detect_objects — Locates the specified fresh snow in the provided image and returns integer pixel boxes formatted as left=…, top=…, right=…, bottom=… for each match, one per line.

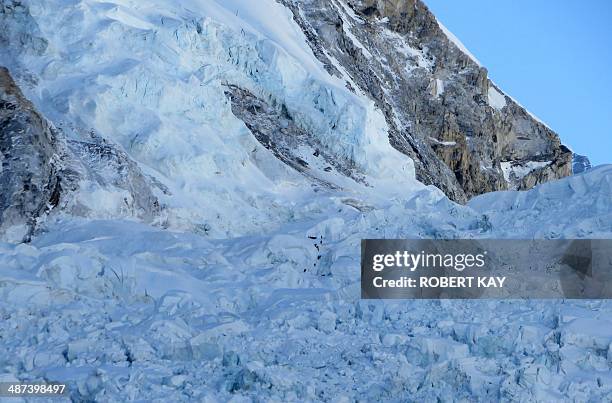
left=435, top=78, right=445, bottom=98
left=500, top=160, right=552, bottom=183
left=381, top=28, right=434, bottom=72
left=488, top=85, right=507, bottom=110
left=429, top=136, right=456, bottom=146
left=333, top=1, right=373, bottom=59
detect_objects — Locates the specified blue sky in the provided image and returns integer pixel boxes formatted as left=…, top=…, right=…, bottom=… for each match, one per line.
left=424, top=0, right=611, bottom=165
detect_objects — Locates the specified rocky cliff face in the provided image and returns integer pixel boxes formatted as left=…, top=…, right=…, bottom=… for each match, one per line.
left=0, top=66, right=67, bottom=241
left=0, top=66, right=161, bottom=241
left=279, top=0, right=572, bottom=201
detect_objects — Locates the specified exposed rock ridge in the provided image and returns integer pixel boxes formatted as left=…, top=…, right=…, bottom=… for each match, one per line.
left=278, top=0, right=572, bottom=201
left=0, top=66, right=162, bottom=240
left=0, top=66, right=68, bottom=241
left=225, top=84, right=366, bottom=190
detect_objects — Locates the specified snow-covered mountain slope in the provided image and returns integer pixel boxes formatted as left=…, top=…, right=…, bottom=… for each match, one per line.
left=0, top=0, right=611, bottom=401
left=1, top=0, right=425, bottom=238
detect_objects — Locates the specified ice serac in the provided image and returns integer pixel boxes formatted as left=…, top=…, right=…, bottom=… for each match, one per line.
left=278, top=0, right=572, bottom=201
left=65, top=132, right=163, bottom=222
left=0, top=66, right=65, bottom=242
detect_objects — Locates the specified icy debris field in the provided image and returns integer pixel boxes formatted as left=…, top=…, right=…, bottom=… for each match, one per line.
left=2, top=166, right=612, bottom=401
left=1, top=0, right=612, bottom=400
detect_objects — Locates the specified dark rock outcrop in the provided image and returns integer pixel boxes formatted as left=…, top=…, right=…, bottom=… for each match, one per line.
left=0, top=66, right=163, bottom=240
left=224, top=84, right=365, bottom=190
left=0, top=66, right=66, bottom=240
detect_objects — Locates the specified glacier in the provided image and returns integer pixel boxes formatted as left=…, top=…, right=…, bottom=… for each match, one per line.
left=0, top=0, right=611, bottom=401
left=1, top=166, right=611, bottom=401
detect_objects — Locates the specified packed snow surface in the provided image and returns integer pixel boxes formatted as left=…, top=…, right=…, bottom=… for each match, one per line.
left=488, top=86, right=507, bottom=110
left=1, top=0, right=612, bottom=401
left=435, top=78, right=445, bottom=98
